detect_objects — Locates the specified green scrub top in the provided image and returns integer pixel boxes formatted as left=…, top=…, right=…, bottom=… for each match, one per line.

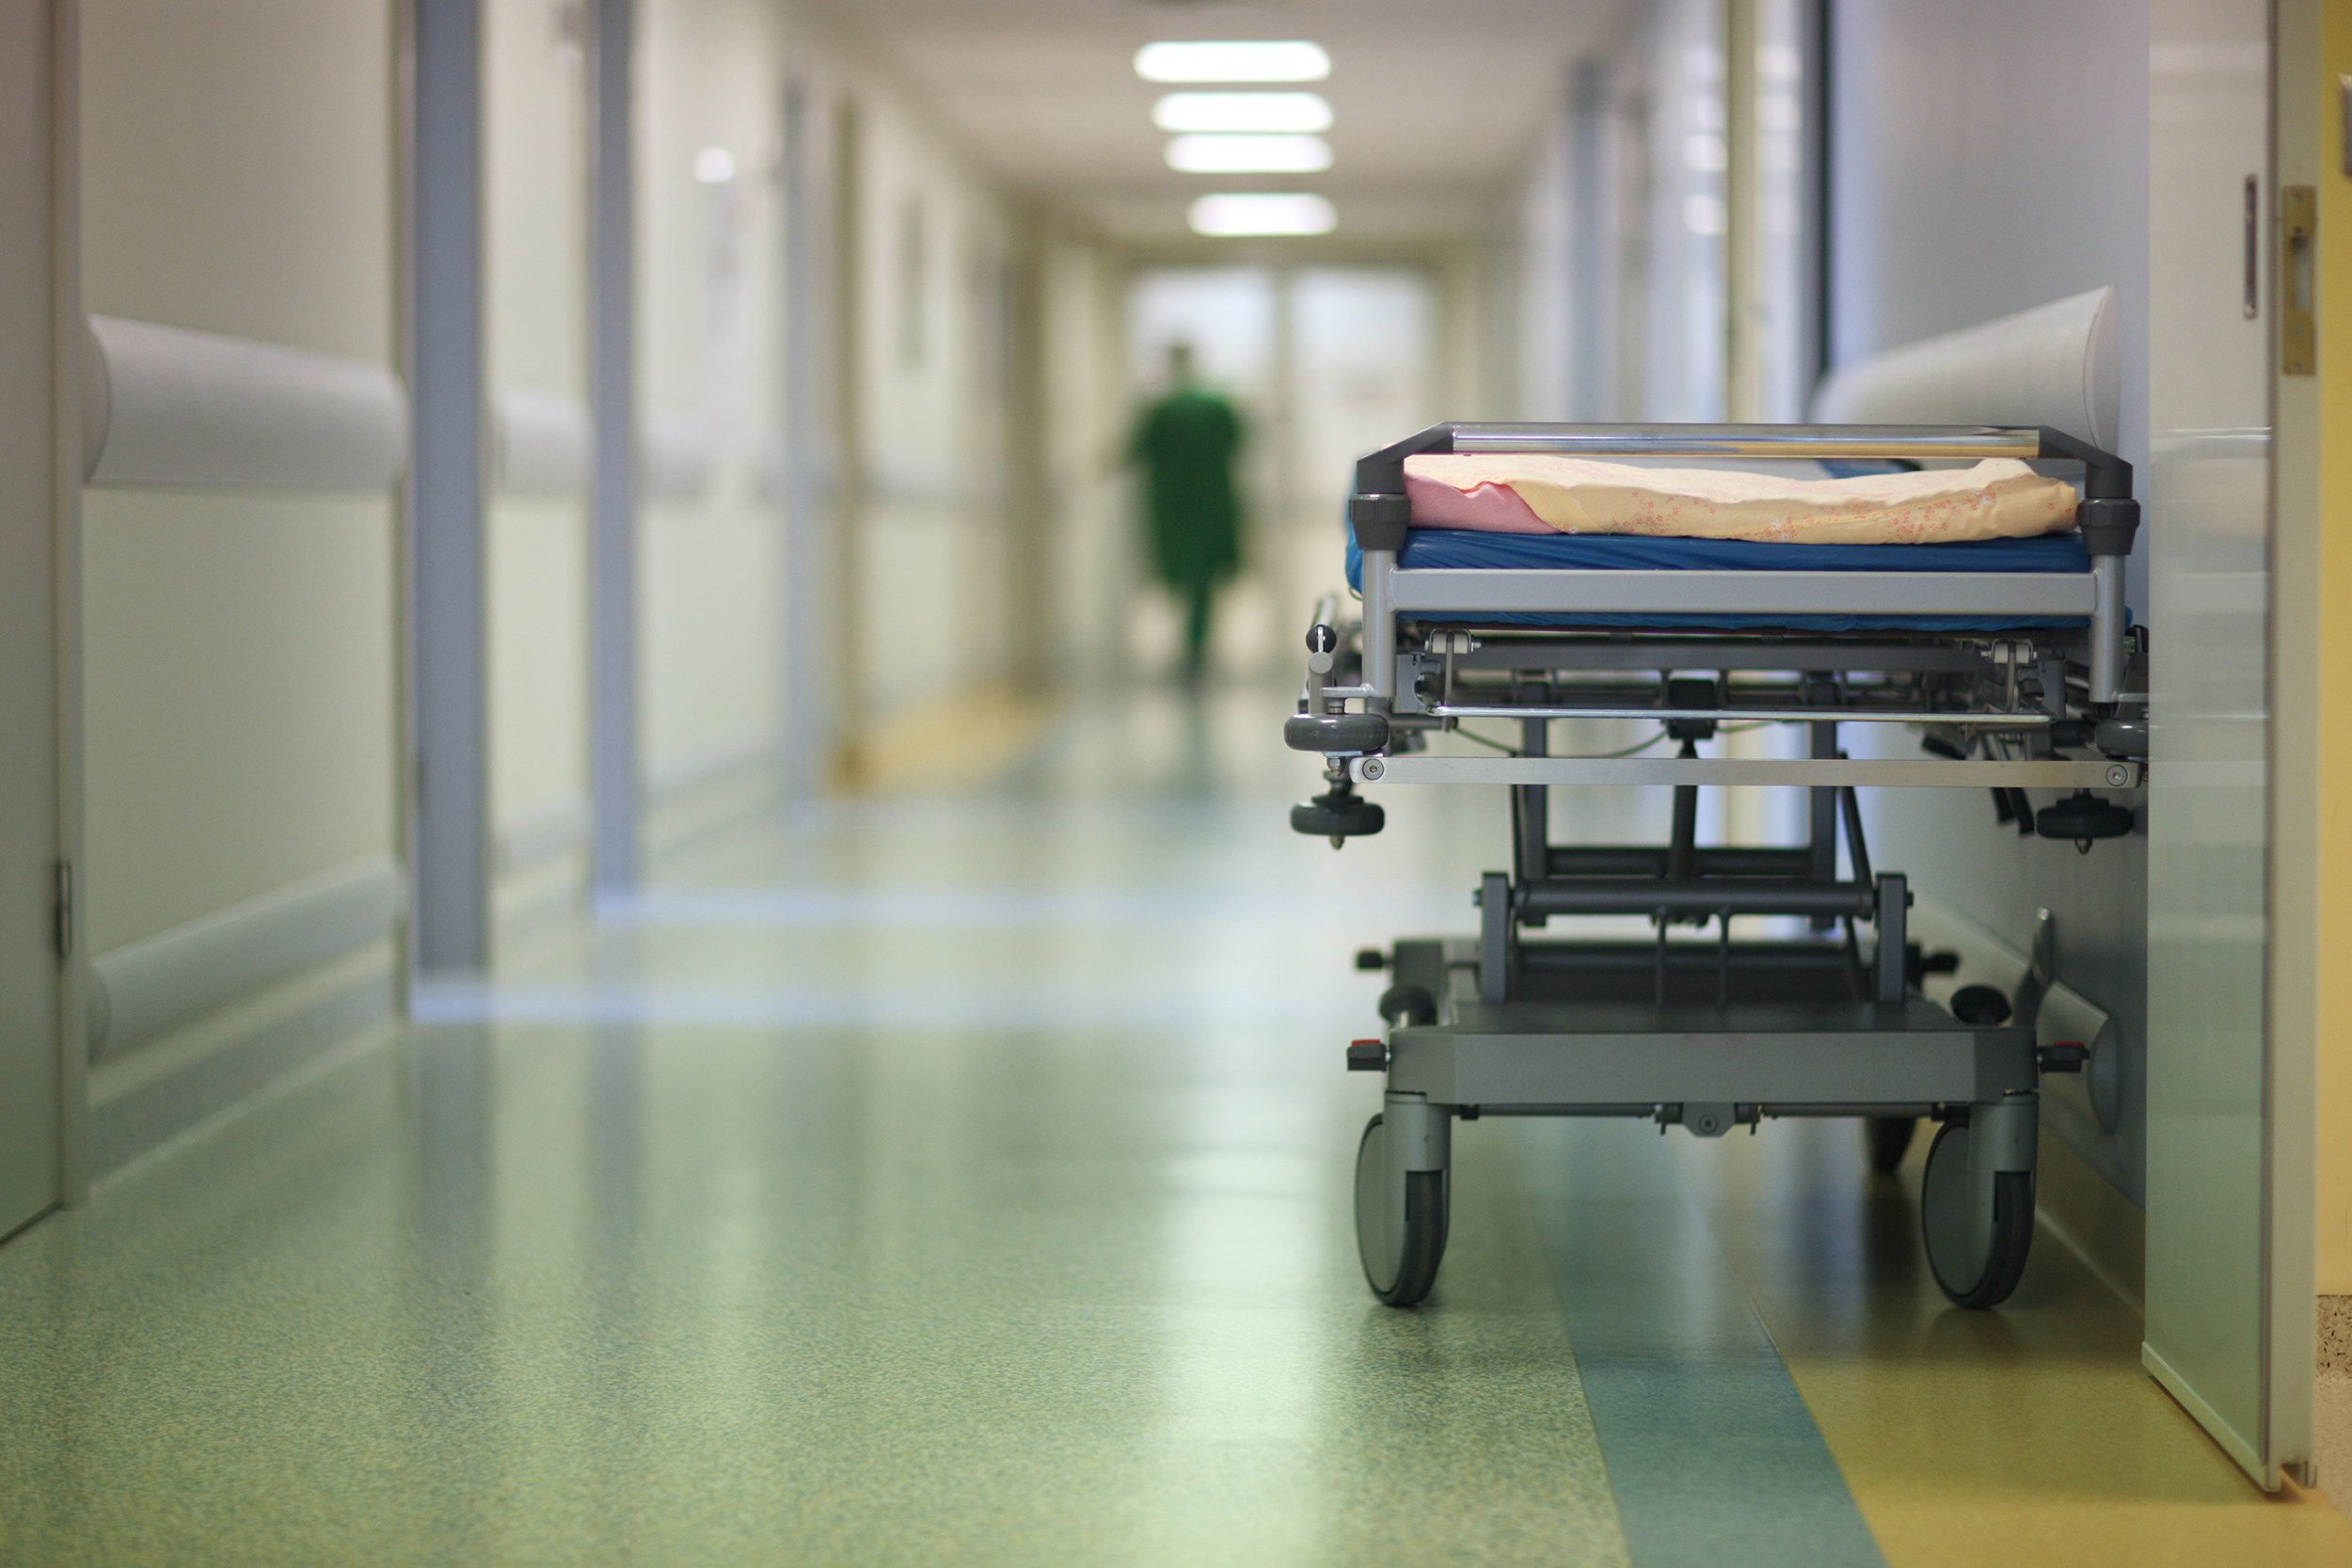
left=1130, top=388, right=1244, bottom=594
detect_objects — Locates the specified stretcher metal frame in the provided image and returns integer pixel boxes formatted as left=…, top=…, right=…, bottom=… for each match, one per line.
left=1290, top=422, right=2145, bottom=1312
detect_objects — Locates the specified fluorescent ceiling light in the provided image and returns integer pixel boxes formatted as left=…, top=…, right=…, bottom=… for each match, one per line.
left=693, top=146, right=736, bottom=183
left=1166, top=134, right=1332, bottom=174
left=1153, top=92, right=1331, bottom=134
left=1135, top=40, right=1330, bottom=83
left=1188, top=193, right=1337, bottom=237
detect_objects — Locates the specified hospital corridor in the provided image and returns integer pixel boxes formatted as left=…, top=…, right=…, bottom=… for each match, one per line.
left=5, top=1, right=2352, bottom=1564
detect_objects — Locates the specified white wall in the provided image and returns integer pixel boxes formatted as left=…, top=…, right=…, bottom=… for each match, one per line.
left=1287, top=266, right=1438, bottom=622
left=1506, top=103, right=1575, bottom=420
left=1828, top=0, right=2153, bottom=1206
left=1041, top=238, right=1129, bottom=686
left=639, top=0, right=788, bottom=823
left=1828, top=0, right=2151, bottom=476
left=1633, top=0, right=1728, bottom=421
left=80, top=0, right=399, bottom=952
left=76, top=0, right=402, bottom=1171
left=485, top=0, right=592, bottom=912
left=1497, top=0, right=1731, bottom=424
left=847, top=92, right=1012, bottom=720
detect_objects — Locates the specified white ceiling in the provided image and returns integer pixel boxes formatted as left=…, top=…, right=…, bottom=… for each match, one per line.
left=821, top=0, right=1634, bottom=242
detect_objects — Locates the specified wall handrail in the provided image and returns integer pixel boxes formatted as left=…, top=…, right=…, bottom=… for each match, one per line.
left=85, top=314, right=408, bottom=491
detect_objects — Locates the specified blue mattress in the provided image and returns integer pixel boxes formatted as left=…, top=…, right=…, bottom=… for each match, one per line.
left=1344, top=526, right=2092, bottom=630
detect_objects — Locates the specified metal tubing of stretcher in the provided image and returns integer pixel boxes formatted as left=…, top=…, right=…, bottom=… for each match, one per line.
left=1381, top=567, right=2094, bottom=619
left=1518, top=879, right=1879, bottom=919
left=1360, top=548, right=1397, bottom=704
left=1517, top=940, right=1851, bottom=970
left=1546, top=846, right=1815, bottom=877
left=1875, top=874, right=1907, bottom=1004
left=1442, top=422, right=2043, bottom=461
left=2089, top=554, right=2126, bottom=703
left=1354, top=754, right=2143, bottom=789
left=1354, top=423, right=2132, bottom=504
left=1432, top=704, right=2051, bottom=727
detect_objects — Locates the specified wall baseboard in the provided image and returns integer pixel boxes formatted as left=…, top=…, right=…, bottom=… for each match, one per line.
left=496, top=796, right=590, bottom=876
left=645, top=737, right=783, bottom=858
left=648, top=734, right=777, bottom=805
left=89, top=940, right=397, bottom=1183
left=493, top=842, right=588, bottom=946
left=90, top=857, right=406, bottom=1064
left=2036, top=1122, right=2145, bottom=1312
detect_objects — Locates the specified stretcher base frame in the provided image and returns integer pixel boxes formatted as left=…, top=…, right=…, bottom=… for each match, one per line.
left=1380, top=938, right=2037, bottom=1111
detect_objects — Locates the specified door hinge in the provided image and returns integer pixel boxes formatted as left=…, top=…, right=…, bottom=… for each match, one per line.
left=52, top=860, right=72, bottom=961
left=2282, top=184, right=2316, bottom=376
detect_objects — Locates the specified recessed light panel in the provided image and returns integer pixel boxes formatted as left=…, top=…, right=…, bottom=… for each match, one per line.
left=1165, top=134, right=1332, bottom=174
left=1188, top=193, right=1337, bottom=236
left=1134, top=41, right=1330, bottom=83
left=1152, top=92, right=1332, bottom=135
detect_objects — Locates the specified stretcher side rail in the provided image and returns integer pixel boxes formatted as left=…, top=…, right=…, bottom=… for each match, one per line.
left=1351, top=754, right=2143, bottom=790
left=1437, top=636, right=2006, bottom=673
left=1383, top=567, right=2092, bottom=618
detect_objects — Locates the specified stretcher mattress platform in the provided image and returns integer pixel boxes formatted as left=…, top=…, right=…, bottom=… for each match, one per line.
left=1345, top=526, right=2094, bottom=629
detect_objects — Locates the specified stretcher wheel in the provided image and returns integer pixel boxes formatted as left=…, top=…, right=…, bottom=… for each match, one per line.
left=1284, top=711, right=1390, bottom=755
left=1292, top=790, right=1384, bottom=839
left=1354, top=1115, right=1447, bottom=1307
left=2034, top=791, right=2134, bottom=844
left=1864, top=1116, right=1916, bottom=1173
left=1919, top=1119, right=2034, bottom=1308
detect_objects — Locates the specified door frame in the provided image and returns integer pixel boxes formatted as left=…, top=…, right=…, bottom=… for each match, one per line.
left=0, top=0, right=87, bottom=1235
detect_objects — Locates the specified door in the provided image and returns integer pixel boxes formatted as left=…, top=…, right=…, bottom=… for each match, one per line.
left=2143, top=0, right=2312, bottom=1487
left=0, top=0, right=72, bottom=1235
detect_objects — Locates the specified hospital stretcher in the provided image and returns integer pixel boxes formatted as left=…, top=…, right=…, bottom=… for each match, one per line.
left=1286, top=423, right=2145, bottom=1309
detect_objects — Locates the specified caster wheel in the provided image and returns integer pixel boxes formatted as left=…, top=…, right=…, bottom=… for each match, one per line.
left=1354, top=1114, right=1448, bottom=1307
left=1920, top=1118, right=2034, bottom=1307
left=1292, top=790, right=1385, bottom=839
left=1864, top=1116, right=1916, bottom=1173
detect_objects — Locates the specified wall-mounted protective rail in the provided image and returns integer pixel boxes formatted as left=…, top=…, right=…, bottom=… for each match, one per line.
left=84, top=315, right=408, bottom=490
left=83, top=315, right=712, bottom=499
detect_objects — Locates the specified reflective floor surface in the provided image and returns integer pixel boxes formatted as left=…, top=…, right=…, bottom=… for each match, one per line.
left=0, top=689, right=2344, bottom=1565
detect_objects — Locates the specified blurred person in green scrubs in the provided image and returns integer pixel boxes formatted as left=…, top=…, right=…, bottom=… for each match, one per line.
left=1129, top=342, right=1244, bottom=683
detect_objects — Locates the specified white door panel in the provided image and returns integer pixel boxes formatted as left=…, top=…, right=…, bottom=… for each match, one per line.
left=0, top=0, right=71, bottom=1238
left=2143, top=0, right=2308, bottom=1487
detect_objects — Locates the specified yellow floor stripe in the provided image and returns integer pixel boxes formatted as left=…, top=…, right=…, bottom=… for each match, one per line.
left=1665, top=1122, right=2352, bottom=1567
left=833, top=683, right=1057, bottom=795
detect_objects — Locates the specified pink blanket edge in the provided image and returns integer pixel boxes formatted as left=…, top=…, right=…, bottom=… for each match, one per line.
left=1400, top=469, right=1553, bottom=533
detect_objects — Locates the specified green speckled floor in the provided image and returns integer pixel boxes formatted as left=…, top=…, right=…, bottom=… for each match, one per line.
left=0, top=692, right=1661, bottom=1566
left=8, top=691, right=2337, bottom=1566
